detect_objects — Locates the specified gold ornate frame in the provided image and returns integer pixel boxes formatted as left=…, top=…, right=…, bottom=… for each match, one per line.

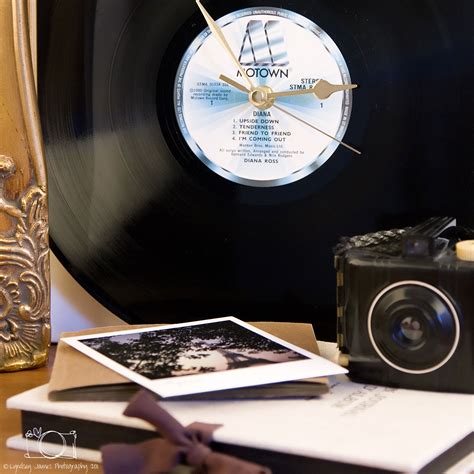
left=0, top=0, right=50, bottom=371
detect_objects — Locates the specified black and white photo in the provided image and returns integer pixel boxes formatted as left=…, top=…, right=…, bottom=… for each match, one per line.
left=63, top=317, right=347, bottom=397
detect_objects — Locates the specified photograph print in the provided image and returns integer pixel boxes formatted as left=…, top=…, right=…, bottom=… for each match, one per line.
left=63, top=317, right=347, bottom=397
left=81, top=319, right=308, bottom=380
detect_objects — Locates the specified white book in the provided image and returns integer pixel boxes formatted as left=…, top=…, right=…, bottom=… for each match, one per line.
left=7, top=369, right=473, bottom=473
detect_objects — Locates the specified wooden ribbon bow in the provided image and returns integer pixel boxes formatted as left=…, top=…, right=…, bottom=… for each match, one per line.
left=101, top=390, right=271, bottom=474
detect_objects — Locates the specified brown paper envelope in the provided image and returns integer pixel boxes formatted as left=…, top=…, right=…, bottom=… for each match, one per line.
left=49, top=322, right=324, bottom=396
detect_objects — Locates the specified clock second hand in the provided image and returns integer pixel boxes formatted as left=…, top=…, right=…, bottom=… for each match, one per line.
left=219, top=74, right=250, bottom=93
left=219, top=74, right=361, bottom=155
left=272, top=104, right=361, bottom=155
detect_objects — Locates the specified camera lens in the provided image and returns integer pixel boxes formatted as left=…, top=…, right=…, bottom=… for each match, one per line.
left=368, top=281, right=460, bottom=374
left=388, top=305, right=431, bottom=352
left=396, top=315, right=425, bottom=345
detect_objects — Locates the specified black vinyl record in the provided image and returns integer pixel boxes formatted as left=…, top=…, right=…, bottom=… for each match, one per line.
left=38, top=0, right=473, bottom=341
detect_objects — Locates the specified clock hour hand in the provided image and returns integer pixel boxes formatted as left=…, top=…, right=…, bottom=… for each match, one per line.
left=219, top=75, right=357, bottom=101
left=219, top=75, right=361, bottom=155
left=268, top=80, right=358, bottom=100
left=195, top=1, right=255, bottom=90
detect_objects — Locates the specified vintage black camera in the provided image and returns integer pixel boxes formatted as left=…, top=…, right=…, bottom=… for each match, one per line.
left=335, top=217, right=474, bottom=393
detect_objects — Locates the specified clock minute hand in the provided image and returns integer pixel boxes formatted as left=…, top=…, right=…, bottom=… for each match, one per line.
left=195, top=1, right=255, bottom=90
left=268, top=80, right=358, bottom=100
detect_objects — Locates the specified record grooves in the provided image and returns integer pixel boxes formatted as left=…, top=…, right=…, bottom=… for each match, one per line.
left=38, top=0, right=473, bottom=341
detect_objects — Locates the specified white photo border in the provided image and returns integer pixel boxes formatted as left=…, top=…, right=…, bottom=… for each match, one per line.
left=62, top=316, right=347, bottom=398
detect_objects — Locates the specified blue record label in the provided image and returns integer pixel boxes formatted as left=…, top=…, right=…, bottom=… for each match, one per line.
left=175, top=7, right=353, bottom=187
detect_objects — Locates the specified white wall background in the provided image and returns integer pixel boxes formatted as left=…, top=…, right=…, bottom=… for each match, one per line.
left=50, top=252, right=123, bottom=341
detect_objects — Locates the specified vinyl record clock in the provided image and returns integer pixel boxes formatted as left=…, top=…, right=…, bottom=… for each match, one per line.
left=38, top=0, right=473, bottom=341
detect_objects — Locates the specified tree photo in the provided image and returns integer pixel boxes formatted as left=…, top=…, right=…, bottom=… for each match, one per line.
left=82, top=320, right=307, bottom=380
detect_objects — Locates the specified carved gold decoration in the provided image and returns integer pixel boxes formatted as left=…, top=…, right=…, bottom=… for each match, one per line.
left=0, top=0, right=50, bottom=371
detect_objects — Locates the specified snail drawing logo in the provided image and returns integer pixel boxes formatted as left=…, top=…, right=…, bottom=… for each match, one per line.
left=25, top=427, right=78, bottom=459
left=0, top=154, right=50, bottom=368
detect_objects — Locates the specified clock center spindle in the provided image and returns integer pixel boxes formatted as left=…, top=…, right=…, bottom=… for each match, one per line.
left=249, top=86, right=275, bottom=110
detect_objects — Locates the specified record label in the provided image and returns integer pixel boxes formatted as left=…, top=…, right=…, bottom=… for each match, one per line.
left=175, top=8, right=353, bottom=187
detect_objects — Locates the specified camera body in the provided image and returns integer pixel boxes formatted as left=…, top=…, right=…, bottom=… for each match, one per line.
left=336, top=220, right=473, bottom=393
